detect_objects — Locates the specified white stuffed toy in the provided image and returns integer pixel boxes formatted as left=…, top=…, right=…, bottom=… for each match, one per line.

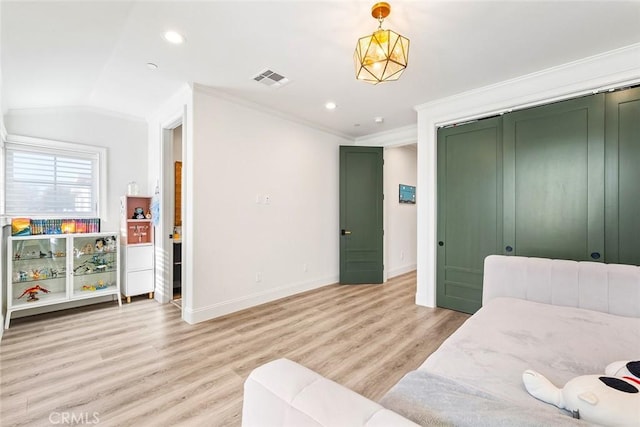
left=522, top=360, right=640, bottom=427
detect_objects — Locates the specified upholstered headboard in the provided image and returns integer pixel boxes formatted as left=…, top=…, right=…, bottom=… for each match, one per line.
left=483, top=255, right=640, bottom=318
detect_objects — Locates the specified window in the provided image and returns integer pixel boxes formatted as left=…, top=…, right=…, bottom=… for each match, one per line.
left=4, top=135, right=105, bottom=217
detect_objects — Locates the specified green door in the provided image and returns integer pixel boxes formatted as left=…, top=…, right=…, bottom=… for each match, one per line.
left=605, top=87, right=640, bottom=265
left=339, top=146, right=383, bottom=284
left=437, top=117, right=503, bottom=313
left=503, top=94, right=605, bottom=261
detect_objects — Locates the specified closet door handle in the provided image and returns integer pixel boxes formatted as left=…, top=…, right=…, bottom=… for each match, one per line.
left=341, top=229, right=352, bottom=236
left=590, top=252, right=601, bottom=260
left=505, top=246, right=513, bottom=253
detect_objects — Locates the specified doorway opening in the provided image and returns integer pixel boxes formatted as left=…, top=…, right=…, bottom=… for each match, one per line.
left=172, top=125, right=183, bottom=302
left=159, top=115, right=185, bottom=313
left=383, top=143, right=418, bottom=282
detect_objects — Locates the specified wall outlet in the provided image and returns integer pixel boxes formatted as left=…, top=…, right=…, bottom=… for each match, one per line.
left=255, top=272, right=262, bottom=282
left=303, top=263, right=308, bottom=272
left=264, top=195, right=271, bottom=205
left=400, top=250, right=405, bottom=260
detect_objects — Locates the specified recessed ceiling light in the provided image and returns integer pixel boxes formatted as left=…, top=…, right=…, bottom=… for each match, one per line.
left=146, top=62, right=158, bottom=70
left=163, top=31, right=185, bottom=44
left=325, top=102, right=337, bottom=110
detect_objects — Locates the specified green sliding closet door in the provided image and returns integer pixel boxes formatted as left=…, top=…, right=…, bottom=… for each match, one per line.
left=503, top=95, right=605, bottom=261
left=437, top=117, right=502, bottom=313
left=435, top=88, right=639, bottom=314
left=605, top=87, right=640, bottom=265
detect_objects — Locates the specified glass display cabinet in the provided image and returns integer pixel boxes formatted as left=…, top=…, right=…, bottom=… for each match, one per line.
left=6, top=233, right=122, bottom=329
left=71, top=234, right=120, bottom=299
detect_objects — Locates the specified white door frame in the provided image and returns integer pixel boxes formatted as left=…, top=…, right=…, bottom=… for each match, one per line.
left=158, top=112, right=186, bottom=313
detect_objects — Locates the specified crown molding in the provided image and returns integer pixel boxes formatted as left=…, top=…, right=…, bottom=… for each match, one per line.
left=415, top=42, right=640, bottom=127
left=354, top=124, right=417, bottom=147
left=193, top=83, right=354, bottom=142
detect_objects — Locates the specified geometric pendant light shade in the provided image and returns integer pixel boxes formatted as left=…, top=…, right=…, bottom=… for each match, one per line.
left=354, top=2, right=410, bottom=84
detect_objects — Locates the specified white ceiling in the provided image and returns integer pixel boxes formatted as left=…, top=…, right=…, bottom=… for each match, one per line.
left=2, top=1, right=640, bottom=138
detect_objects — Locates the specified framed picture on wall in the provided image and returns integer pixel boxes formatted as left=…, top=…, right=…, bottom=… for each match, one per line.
left=399, top=184, right=416, bottom=204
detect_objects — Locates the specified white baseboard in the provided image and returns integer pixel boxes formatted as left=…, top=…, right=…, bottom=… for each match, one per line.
left=183, top=275, right=338, bottom=324
left=0, top=315, right=4, bottom=341
left=154, top=285, right=170, bottom=305
left=387, top=264, right=417, bottom=279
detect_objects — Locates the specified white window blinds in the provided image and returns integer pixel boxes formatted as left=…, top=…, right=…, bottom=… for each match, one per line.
left=5, top=143, right=99, bottom=216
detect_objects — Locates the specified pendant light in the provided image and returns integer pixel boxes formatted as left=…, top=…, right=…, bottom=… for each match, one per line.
left=354, top=2, right=410, bottom=84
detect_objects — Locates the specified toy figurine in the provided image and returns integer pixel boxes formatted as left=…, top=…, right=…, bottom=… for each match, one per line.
left=132, top=207, right=145, bottom=219
left=92, top=254, right=109, bottom=270
left=81, top=242, right=94, bottom=255
left=18, top=271, right=28, bottom=281
left=18, top=284, right=50, bottom=302
left=95, top=238, right=106, bottom=252
left=104, top=236, right=117, bottom=252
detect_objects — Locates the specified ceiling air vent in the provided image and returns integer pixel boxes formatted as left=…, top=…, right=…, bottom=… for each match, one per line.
left=253, top=69, right=290, bottom=88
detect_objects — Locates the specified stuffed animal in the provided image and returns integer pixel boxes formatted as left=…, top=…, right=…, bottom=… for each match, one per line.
left=104, top=235, right=117, bottom=252
left=81, top=242, right=94, bottom=255
left=132, top=207, right=145, bottom=219
left=522, top=361, right=640, bottom=427
left=95, top=238, right=106, bottom=252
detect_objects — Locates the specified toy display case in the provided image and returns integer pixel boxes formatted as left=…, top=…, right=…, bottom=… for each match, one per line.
left=71, top=234, right=119, bottom=299
left=8, top=236, right=68, bottom=310
left=6, top=233, right=122, bottom=329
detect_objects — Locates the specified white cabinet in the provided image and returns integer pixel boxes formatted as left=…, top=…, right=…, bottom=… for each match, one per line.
left=121, top=245, right=154, bottom=303
left=120, top=195, right=155, bottom=303
left=6, top=233, right=122, bottom=329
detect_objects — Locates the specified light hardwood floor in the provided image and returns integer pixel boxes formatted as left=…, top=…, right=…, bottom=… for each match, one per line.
left=0, top=271, right=469, bottom=427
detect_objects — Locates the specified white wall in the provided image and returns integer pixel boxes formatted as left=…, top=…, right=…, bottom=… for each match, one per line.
left=4, top=107, right=148, bottom=232
left=186, top=85, right=350, bottom=323
left=384, top=145, right=417, bottom=278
